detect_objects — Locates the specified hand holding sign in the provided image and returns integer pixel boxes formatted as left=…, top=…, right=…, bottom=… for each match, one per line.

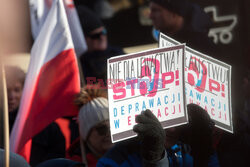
left=179, top=103, right=215, bottom=166
left=133, top=109, right=166, bottom=162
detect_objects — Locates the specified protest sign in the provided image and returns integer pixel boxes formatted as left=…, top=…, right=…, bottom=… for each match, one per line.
left=159, top=33, right=233, bottom=133
left=107, top=45, right=188, bottom=143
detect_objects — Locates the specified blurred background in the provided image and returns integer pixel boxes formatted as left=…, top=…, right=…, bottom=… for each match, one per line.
left=0, top=0, right=249, bottom=72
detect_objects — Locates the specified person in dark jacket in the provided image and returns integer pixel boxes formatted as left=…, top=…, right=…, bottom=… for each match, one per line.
left=149, top=0, right=219, bottom=58
left=29, top=122, right=66, bottom=166
left=97, top=104, right=220, bottom=167
left=76, top=5, right=124, bottom=86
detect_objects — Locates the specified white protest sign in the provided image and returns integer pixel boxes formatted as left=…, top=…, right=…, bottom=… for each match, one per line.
left=107, top=45, right=188, bottom=143
left=159, top=32, right=233, bottom=133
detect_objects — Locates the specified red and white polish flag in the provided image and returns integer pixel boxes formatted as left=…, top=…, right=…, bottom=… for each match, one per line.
left=10, top=0, right=80, bottom=161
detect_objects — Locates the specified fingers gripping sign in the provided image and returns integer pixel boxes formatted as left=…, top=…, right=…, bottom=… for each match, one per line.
left=133, top=110, right=166, bottom=161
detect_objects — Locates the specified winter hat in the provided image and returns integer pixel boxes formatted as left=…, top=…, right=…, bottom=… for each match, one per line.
left=76, top=5, right=104, bottom=35
left=76, top=87, right=109, bottom=140
left=150, top=0, right=192, bottom=17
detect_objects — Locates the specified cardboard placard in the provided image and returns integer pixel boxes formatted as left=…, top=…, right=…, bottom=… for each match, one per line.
left=159, top=33, right=233, bottom=133
left=107, top=45, right=188, bottom=142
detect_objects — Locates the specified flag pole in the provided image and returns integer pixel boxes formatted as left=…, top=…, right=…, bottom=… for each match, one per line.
left=1, top=63, right=10, bottom=167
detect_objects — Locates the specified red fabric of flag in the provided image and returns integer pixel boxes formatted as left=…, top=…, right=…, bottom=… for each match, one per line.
left=10, top=0, right=80, bottom=161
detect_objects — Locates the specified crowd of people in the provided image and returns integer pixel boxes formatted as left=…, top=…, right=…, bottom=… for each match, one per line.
left=3, top=0, right=250, bottom=167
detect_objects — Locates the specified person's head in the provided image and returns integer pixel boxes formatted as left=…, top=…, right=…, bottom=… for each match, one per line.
left=149, top=0, right=191, bottom=35
left=77, top=6, right=108, bottom=52
left=75, top=86, right=113, bottom=157
left=5, top=65, right=25, bottom=112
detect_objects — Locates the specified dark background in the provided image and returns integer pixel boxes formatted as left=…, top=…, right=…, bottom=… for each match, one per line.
left=75, top=0, right=249, bottom=65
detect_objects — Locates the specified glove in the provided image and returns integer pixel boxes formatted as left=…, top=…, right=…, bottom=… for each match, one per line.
left=180, top=103, right=215, bottom=167
left=181, top=104, right=214, bottom=148
left=133, top=109, right=166, bottom=162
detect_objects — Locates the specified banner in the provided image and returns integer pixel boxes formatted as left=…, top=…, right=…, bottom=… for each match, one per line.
left=108, top=45, right=188, bottom=142
left=159, top=32, right=233, bottom=133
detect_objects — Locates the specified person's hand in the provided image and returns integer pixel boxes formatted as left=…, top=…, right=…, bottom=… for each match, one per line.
left=133, top=109, right=166, bottom=162
left=180, top=104, right=215, bottom=167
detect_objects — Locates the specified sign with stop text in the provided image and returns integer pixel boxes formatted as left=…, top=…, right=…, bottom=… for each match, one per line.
left=107, top=45, right=188, bottom=143
left=159, top=33, right=233, bottom=133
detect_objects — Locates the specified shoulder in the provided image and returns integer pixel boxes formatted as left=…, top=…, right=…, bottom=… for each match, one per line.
left=97, top=139, right=142, bottom=167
